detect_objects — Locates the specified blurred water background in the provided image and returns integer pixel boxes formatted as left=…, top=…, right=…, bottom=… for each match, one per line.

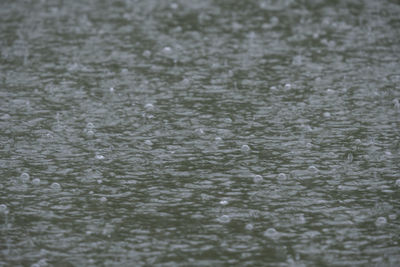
left=1, top=0, right=400, bottom=266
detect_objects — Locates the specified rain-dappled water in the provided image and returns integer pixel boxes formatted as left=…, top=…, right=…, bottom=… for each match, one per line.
left=1, top=0, right=400, bottom=266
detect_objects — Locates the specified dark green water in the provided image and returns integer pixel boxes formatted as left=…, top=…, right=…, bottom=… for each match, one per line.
left=1, top=0, right=400, bottom=266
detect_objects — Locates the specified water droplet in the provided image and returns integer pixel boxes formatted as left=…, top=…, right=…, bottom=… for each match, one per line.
left=241, top=144, right=250, bottom=152
left=144, top=103, right=154, bottom=110
left=50, top=182, right=61, bottom=191
left=375, top=216, right=387, bottom=227
left=144, top=140, right=153, bottom=146
left=32, top=178, right=41, bottom=186
left=284, top=83, right=292, bottom=90
left=245, top=223, right=254, bottom=230
left=253, top=174, right=263, bottom=183
left=109, top=87, right=114, bottom=92
left=162, top=46, right=172, bottom=54
left=86, top=130, right=94, bottom=137
left=308, top=165, right=318, bottom=173
left=20, top=172, right=30, bottom=183
left=95, top=154, right=105, bottom=160
left=278, top=173, right=287, bottom=180
left=215, top=136, right=223, bottom=143
left=219, top=200, right=228, bottom=206
left=218, top=215, right=231, bottom=223
left=263, top=228, right=279, bottom=238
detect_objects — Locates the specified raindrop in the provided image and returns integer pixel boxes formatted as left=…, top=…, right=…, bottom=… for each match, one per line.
left=144, top=140, right=153, bottom=146
left=263, top=228, right=279, bottom=238
left=375, top=216, right=387, bottom=227
left=20, top=172, right=30, bottom=183
left=95, top=154, right=105, bottom=160
left=241, top=144, right=250, bottom=152
left=86, top=130, right=94, bottom=137
left=253, top=174, right=263, bottom=183
left=32, top=178, right=41, bottom=186
left=162, top=46, right=172, bottom=54
left=144, top=103, right=154, bottom=110
left=308, top=165, right=318, bottom=173
left=218, top=215, right=231, bottom=223
left=245, top=223, right=254, bottom=230
left=219, top=200, right=228, bottom=206
left=50, top=182, right=61, bottom=191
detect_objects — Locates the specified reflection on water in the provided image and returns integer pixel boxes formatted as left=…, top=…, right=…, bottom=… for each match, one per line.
left=1, top=0, right=400, bottom=266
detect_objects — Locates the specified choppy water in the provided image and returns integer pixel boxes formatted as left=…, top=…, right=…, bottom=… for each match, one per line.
left=1, top=0, right=400, bottom=266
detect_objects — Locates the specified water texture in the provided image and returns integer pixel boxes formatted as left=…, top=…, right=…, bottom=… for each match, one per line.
left=1, top=0, right=400, bottom=266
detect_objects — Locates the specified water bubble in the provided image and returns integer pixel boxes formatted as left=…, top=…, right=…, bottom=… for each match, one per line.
left=32, top=178, right=41, bottom=186
left=142, top=50, right=151, bottom=58
left=284, top=83, right=292, bottom=90
left=306, top=142, right=312, bottom=149
left=308, top=165, right=318, bottom=173
left=95, top=154, right=105, bottom=160
left=219, top=200, right=229, bottom=206
left=100, top=197, right=107, bottom=203
left=218, top=215, right=231, bottom=223
left=144, top=103, right=154, bottom=110
left=395, top=179, right=400, bottom=187
left=144, top=140, right=153, bottom=146
left=278, top=173, right=287, bottom=180
left=86, top=130, right=94, bottom=137
left=245, top=223, right=254, bottom=230
left=354, top=139, right=362, bottom=145
left=109, top=87, right=114, bottom=92
left=86, top=122, right=95, bottom=129
left=170, top=3, right=178, bottom=9
left=50, top=182, right=61, bottom=191
left=162, top=46, right=172, bottom=54
left=253, top=174, right=263, bottom=183
left=263, top=228, right=279, bottom=238
left=375, top=216, right=387, bottom=227
left=20, top=172, right=30, bottom=183
left=389, top=214, right=397, bottom=220
left=241, top=144, right=250, bottom=152
left=270, top=86, right=278, bottom=91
